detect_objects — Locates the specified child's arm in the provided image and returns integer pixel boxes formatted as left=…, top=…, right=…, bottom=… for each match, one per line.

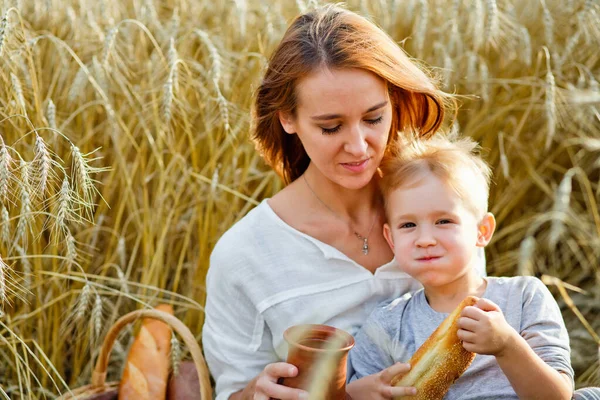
left=458, top=298, right=573, bottom=400
left=348, top=302, right=417, bottom=399
left=346, top=362, right=417, bottom=400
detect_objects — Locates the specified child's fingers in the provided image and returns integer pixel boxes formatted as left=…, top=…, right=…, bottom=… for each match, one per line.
left=460, top=305, right=485, bottom=320
left=379, top=362, right=411, bottom=384
left=457, top=328, right=477, bottom=343
left=457, top=316, right=478, bottom=332
left=474, top=298, right=501, bottom=312
left=386, top=385, right=418, bottom=397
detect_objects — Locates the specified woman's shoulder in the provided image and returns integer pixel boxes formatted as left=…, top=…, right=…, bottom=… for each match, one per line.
left=208, top=198, right=308, bottom=275
left=209, top=201, right=274, bottom=267
left=216, top=200, right=271, bottom=240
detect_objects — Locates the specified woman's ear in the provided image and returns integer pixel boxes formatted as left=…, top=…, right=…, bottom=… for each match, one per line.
left=383, top=223, right=395, bottom=250
left=278, top=111, right=296, bottom=134
left=476, top=213, right=496, bottom=247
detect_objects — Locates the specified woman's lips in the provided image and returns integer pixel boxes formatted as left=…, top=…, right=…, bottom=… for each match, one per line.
left=341, top=158, right=369, bottom=172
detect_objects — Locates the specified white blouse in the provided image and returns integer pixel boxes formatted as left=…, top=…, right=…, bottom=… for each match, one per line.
left=202, top=199, right=484, bottom=400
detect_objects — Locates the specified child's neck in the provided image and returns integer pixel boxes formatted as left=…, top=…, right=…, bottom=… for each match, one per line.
left=423, top=272, right=487, bottom=313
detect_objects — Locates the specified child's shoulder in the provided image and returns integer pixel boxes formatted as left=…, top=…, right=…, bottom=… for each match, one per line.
left=488, top=275, right=546, bottom=290
left=487, top=275, right=554, bottom=302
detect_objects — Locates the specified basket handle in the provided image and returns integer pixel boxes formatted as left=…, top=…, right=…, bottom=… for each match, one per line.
left=90, top=309, right=212, bottom=400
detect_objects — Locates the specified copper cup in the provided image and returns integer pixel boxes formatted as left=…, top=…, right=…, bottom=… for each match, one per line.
left=281, top=324, right=354, bottom=400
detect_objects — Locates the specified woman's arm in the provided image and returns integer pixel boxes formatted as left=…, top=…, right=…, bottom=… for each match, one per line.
left=202, top=237, right=309, bottom=400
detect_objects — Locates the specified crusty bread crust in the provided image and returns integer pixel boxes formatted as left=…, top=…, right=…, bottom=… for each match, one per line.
left=119, top=304, right=173, bottom=400
left=391, top=296, right=478, bottom=400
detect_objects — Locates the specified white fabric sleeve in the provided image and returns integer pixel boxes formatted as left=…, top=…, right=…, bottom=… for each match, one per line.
left=202, top=240, right=279, bottom=400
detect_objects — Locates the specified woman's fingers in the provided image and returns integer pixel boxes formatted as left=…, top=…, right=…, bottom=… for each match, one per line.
left=379, top=362, right=412, bottom=383
left=263, top=362, right=298, bottom=379
left=257, top=381, right=307, bottom=400
left=255, top=362, right=308, bottom=400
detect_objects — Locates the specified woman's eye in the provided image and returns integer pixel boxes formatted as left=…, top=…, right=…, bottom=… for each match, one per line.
left=400, top=222, right=416, bottom=229
left=321, top=125, right=341, bottom=135
left=365, top=116, right=383, bottom=125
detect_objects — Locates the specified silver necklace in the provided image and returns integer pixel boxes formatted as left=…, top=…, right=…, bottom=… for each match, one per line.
left=303, top=174, right=378, bottom=255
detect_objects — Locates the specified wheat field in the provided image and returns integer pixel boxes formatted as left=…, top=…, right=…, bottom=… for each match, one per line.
left=0, top=0, right=598, bottom=397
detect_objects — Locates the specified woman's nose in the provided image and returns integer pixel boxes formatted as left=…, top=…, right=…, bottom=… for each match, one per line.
left=343, top=125, right=368, bottom=156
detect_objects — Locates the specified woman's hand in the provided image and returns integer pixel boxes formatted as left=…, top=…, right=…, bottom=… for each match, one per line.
left=457, top=298, right=518, bottom=357
left=346, top=362, right=417, bottom=400
left=233, top=362, right=308, bottom=400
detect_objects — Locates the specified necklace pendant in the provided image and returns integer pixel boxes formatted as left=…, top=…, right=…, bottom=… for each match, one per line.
left=362, top=238, right=369, bottom=255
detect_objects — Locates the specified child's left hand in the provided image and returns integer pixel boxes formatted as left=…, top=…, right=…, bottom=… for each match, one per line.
left=456, top=298, right=518, bottom=357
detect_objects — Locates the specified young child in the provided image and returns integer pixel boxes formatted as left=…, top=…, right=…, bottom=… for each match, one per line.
left=347, top=136, right=574, bottom=399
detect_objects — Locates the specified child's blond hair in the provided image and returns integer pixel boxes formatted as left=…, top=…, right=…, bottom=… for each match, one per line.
left=379, top=135, right=492, bottom=220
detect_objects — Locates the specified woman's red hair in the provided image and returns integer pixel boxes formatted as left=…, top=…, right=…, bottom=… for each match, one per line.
left=252, top=4, right=453, bottom=184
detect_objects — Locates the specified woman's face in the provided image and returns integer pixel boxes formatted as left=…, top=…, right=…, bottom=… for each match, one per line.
left=279, top=67, right=393, bottom=189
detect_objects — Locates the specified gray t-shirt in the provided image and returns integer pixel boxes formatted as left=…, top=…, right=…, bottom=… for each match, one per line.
left=349, top=276, right=574, bottom=399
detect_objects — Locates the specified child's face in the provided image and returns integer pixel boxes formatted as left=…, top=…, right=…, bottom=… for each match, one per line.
left=383, top=171, right=494, bottom=289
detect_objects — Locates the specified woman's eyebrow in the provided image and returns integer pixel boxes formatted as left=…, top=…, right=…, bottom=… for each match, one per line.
left=310, top=100, right=388, bottom=121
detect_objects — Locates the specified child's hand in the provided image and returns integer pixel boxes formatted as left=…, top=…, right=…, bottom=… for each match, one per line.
left=346, top=362, right=417, bottom=399
left=457, top=298, right=518, bottom=357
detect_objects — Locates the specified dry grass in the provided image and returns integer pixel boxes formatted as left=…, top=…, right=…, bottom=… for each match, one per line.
left=0, top=0, right=598, bottom=397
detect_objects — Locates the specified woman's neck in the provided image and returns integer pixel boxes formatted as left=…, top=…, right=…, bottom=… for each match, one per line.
left=302, top=164, right=381, bottom=223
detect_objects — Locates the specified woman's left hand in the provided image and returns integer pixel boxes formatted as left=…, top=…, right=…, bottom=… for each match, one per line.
left=457, top=298, right=517, bottom=357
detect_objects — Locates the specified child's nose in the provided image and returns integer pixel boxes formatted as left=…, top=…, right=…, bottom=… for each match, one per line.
left=415, top=228, right=436, bottom=247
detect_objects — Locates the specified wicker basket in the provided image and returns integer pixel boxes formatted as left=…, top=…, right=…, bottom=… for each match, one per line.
left=57, top=309, right=213, bottom=400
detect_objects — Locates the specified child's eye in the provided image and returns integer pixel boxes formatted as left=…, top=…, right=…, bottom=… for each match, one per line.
left=399, top=222, right=416, bottom=229
left=365, top=116, right=383, bottom=125
left=321, top=125, right=341, bottom=135
left=437, top=219, right=453, bottom=225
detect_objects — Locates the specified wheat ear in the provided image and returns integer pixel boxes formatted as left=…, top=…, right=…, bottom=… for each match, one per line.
left=1, top=205, right=10, bottom=248
left=0, top=137, right=12, bottom=205
left=549, top=169, right=574, bottom=249
left=0, top=12, right=8, bottom=57
left=518, top=236, right=536, bottom=276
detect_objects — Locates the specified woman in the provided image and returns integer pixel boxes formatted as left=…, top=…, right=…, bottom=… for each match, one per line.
left=202, top=4, right=461, bottom=399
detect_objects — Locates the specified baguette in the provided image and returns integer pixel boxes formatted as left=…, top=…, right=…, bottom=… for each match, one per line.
left=391, top=296, right=477, bottom=400
left=118, top=304, right=174, bottom=400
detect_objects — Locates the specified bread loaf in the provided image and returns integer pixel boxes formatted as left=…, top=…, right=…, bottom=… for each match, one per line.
left=391, top=296, right=477, bottom=400
left=118, top=304, right=174, bottom=400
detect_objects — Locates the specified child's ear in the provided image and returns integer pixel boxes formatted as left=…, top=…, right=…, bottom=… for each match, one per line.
left=476, top=213, right=496, bottom=247
left=278, top=111, right=296, bottom=134
left=383, top=223, right=395, bottom=250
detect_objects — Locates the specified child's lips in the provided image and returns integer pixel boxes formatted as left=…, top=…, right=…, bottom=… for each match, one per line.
left=416, top=256, right=442, bottom=262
